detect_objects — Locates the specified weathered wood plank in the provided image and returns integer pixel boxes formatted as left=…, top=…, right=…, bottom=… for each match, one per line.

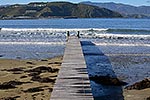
left=50, top=36, right=93, bottom=100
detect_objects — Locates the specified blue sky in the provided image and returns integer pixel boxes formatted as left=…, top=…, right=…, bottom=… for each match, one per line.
left=0, top=0, right=150, bottom=6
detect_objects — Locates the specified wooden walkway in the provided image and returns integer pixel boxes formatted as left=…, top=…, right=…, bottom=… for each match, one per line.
left=50, top=36, right=93, bottom=100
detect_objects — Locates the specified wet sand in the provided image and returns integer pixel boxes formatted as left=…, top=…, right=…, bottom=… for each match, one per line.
left=108, top=55, right=150, bottom=100
left=0, top=56, right=63, bottom=100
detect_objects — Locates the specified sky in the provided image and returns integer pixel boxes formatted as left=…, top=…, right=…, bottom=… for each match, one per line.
left=0, top=0, right=150, bottom=6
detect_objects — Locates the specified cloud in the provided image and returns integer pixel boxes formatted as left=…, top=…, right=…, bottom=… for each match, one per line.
left=147, top=0, right=150, bottom=3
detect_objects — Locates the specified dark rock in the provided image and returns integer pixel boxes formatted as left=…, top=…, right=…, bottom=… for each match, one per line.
left=31, top=75, right=41, bottom=82
left=48, top=62, right=62, bottom=65
left=125, top=78, right=150, bottom=90
left=28, top=72, right=40, bottom=76
left=89, top=75, right=127, bottom=86
left=147, top=97, right=150, bottom=100
left=20, top=76, right=28, bottom=78
left=50, top=75, right=57, bottom=77
left=51, top=68, right=59, bottom=73
left=3, top=97, right=16, bottom=100
left=48, top=88, right=53, bottom=92
left=2, top=68, right=24, bottom=72
left=0, top=82, right=16, bottom=89
left=39, top=77, right=55, bottom=83
left=25, top=66, right=52, bottom=73
left=0, top=81, right=22, bottom=89
left=32, top=93, right=40, bottom=97
left=41, top=59, right=48, bottom=61
left=24, top=87, right=44, bottom=93
left=12, top=72, right=22, bottom=74
left=0, top=96, right=20, bottom=100
left=27, top=66, right=33, bottom=68
left=0, top=81, right=31, bottom=90
left=31, top=75, right=55, bottom=83
left=26, top=62, right=35, bottom=65
left=0, top=55, right=3, bottom=57
left=25, top=66, right=56, bottom=83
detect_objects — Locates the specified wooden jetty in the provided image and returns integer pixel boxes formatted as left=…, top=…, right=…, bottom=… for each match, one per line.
left=50, top=36, right=93, bottom=100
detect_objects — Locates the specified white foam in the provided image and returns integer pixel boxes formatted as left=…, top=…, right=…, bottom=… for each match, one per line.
left=1, top=28, right=108, bottom=32
left=97, top=33, right=150, bottom=38
left=94, top=42, right=150, bottom=47
left=1, top=28, right=150, bottom=39
left=0, top=42, right=65, bottom=45
left=82, top=33, right=150, bottom=39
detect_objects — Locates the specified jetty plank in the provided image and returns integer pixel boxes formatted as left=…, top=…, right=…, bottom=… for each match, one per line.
left=50, top=36, right=93, bottom=100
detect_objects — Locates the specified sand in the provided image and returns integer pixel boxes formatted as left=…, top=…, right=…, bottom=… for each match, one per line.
left=123, top=88, right=150, bottom=100
left=0, top=56, right=63, bottom=100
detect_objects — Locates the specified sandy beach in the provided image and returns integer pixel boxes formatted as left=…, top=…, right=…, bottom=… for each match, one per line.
left=0, top=56, right=63, bottom=100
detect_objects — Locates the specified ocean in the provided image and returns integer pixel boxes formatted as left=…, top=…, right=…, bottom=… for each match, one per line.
left=0, top=18, right=150, bottom=99
left=0, top=18, right=150, bottom=29
left=0, top=18, right=150, bottom=59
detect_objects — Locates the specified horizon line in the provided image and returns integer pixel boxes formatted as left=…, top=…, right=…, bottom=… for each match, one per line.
left=0, top=1, right=150, bottom=7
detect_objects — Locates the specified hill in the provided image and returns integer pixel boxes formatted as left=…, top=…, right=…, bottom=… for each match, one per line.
left=0, top=2, right=122, bottom=19
left=81, top=1, right=150, bottom=18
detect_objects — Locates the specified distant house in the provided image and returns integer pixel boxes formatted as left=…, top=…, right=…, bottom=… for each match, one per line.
left=11, top=4, right=25, bottom=8
left=33, top=4, right=46, bottom=7
left=28, top=3, right=47, bottom=7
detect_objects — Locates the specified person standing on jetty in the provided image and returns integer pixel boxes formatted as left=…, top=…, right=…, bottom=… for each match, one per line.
left=77, top=31, right=80, bottom=38
left=67, top=31, right=70, bottom=37
left=66, top=31, right=80, bottom=41
left=67, top=31, right=70, bottom=41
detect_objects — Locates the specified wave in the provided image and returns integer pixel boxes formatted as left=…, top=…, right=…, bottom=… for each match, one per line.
left=1, top=28, right=150, bottom=33
left=1, top=28, right=108, bottom=32
left=94, top=43, right=150, bottom=47
left=1, top=28, right=150, bottom=39
left=107, top=29, right=150, bottom=33
left=81, top=28, right=150, bottom=39
left=0, top=42, right=65, bottom=45
left=94, top=33, right=150, bottom=38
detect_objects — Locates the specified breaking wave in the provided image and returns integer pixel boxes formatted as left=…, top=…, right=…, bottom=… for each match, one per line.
left=0, top=28, right=108, bottom=32
left=1, top=28, right=150, bottom=40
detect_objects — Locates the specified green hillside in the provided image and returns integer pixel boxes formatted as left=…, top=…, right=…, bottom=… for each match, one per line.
left=0, top=2, right=122, bottom=19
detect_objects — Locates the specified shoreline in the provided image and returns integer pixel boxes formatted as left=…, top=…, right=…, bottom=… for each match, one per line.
left=0, top=56, right=63, bottom=100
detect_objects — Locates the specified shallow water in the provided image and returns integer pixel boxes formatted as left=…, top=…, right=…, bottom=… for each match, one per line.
left=0, top=44, right=65, bottom=60
left=0, top=29, right=66, bottom=59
